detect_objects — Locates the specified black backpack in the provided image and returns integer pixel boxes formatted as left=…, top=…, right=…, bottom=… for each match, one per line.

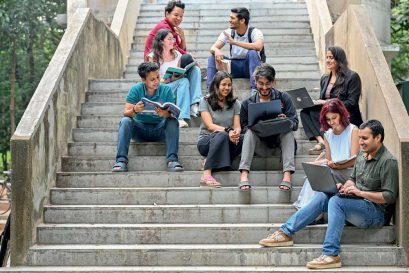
left=230, top=27, right=266, bottom=63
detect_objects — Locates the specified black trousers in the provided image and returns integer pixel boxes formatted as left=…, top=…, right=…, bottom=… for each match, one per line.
left=197, top=131, right=243, bottom=171
left=300, top=105, right=323, bottom=141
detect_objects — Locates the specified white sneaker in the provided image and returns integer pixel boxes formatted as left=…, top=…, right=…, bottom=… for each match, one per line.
left=190, top=103, right=199, bottom=117
left=178, top=119, right=189, bottom=128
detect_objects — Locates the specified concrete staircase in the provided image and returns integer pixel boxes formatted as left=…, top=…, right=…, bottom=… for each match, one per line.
left=3, top=0, right=407, bottom=272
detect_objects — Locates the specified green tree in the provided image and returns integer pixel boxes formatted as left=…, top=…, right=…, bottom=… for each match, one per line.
left=391, top=0, right=409, bottom=81
left=0, top=0, right=65, bottom=171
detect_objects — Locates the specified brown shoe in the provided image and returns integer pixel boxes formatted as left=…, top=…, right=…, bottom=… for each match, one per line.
left=306, top=255, right=342, bottom=269
left=258, top=230, right=293, bottom=247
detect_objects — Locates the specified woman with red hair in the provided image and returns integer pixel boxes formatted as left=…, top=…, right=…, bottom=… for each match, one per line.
left=294, top=98, right=359, bottom=209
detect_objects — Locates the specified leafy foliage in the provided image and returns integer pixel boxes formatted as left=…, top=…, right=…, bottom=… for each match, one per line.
left=391, top=0, right=409, bottom=82
left=0, top=0, right=66, bottom=171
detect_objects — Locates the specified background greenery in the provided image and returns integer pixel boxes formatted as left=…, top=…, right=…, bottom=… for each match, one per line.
left=0, top=0, right=66, bottom=173
left=392, top=0, right=409, bottom=82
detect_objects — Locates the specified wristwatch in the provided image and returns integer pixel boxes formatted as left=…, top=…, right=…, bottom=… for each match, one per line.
left=224, top=127, right=233, bottom=133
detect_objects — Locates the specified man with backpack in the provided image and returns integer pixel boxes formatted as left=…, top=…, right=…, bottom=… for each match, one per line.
left=206, top=7, right=265, bottom=94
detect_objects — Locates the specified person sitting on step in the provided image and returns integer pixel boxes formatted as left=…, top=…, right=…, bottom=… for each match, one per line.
left=259, top=119, right=398, bottom=270
left=301, top=46, right=364, bottom=155
left=197, top=71, right=243, bottom=188
left=112, top=62, right=184, bottom=173
left=238, top=64, right=298, bottom=191
left=206, top=7, right=264, bottom=94
left=147, top=28, right=202, bottom=128
left=293, top=98, right=359, bottom=210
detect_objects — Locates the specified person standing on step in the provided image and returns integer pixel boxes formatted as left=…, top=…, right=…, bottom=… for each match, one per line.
left=293, top=99, right=359, bottom=210
left=206, top=7, right=264, bottom=93
left=147, top=29, right=202, bottom=128
left=144, top=0, right=187, bottom=60
left=259, top=119, right=398, bottom=270
left=238, top=64, right=298, bottom=191
left=197, top=71, right=243, bottom=188
left=301, top=46, right=364, bottom=155
left=112, top=62, right=184, bottom=172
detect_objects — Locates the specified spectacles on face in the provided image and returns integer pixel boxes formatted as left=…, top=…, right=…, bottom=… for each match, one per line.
left=165, top=37, right=176, bottom=42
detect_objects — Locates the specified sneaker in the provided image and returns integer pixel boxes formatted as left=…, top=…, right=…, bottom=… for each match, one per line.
left=258, top=230, right=293, bottom=247
left=200, top=67, right=207, bottom=80
left=178, top=119, right=189, bottom=128
left=306, top=255, right=341, bottom=269
left=190, top=103, right=199, bottom=117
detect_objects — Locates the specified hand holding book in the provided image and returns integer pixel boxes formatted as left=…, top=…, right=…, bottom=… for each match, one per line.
left=141, top=97, right=181, bottom=118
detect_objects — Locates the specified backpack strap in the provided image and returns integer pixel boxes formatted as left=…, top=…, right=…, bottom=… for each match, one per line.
left=229, top=27, right=252, bottom=57
left=229, top=29, right=235, bottom=58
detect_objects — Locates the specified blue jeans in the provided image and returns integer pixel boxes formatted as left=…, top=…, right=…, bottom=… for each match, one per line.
left=280, top=192, right=385, bottom=256
left=167, top=66, right=202, bottom=120
left=115, top=117, right=179, bottom=163
left=206, top=50, right=261, bottom=90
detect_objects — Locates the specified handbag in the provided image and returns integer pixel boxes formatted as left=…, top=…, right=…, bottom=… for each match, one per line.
left=250, top=118, right=293, bottom=138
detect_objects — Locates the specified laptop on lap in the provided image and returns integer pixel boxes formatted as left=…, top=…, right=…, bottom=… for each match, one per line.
left=247, top=100, right=282, bottom=127
left=286, top=87, right=315, bottom=109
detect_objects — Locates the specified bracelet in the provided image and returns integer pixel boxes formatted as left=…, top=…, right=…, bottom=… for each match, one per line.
left=133, top=106, right=137, bottom=114
left=224, top=127, right=233, bottom=133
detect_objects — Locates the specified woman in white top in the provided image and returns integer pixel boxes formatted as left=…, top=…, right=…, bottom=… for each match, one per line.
left=294, top=98, right=359, bottom=209
left=147, top=28, right=202, bottom=128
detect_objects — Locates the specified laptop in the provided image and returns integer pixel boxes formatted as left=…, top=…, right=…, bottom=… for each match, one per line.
left=301, top=162, right=339, bottom=194
left=247, top=100, right=282, bottom=127
left=286, top=87, right=315, bottom=109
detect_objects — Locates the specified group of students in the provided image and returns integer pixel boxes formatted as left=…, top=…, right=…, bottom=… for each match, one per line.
left=110, top=0, right=399, bottom=270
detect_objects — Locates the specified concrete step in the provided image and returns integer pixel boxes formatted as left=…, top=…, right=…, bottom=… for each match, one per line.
left=136, top=15, right=310, bottom=24
left=1, top=266, right=408, bottom=272
left=56, top=171, right=308, bottom=188
left=135, top=21, right=311, bottom=29
left=141, top=2, right=308, bottom=10
left=50, top=186, right=300, bottom=205
left=37, top=223, right=395, bottom=245
left=26, top=244, right=405, bottom=266
left=44, top=204, right=297, bottom=224
left=138, top=10, right=308, bottom=18
left=67, top=140, right=321, bottom=156
left=71, top=127, right=310, bottom=142
left=60, top=154, right=316, bottom=172
left=127, top=55, right=319, bottom=65
left=123, top=71, right=321, bottom=81
left=134, top=28, right=312, bottom=37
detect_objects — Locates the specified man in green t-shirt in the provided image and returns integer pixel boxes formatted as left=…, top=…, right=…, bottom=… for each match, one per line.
left=258, top=119, right=399, bottom=269
left=112, top=62, right=183, bottom=172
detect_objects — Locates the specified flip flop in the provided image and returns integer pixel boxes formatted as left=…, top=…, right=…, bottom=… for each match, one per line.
left=279, top=180, right=292, bottom=191
left=309, top=142, right=325, bottom=155
left=238, top=180, right=252, bottom=191
left=112, top=161, right=128, bottom=172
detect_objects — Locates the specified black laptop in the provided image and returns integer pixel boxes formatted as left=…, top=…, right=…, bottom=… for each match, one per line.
left=286, top=87, right=315, bottom=109
left=247, top=100, right=282, bottom=127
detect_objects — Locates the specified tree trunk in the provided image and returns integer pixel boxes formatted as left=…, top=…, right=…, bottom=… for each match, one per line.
left=10, top=37, right=16, bottom=135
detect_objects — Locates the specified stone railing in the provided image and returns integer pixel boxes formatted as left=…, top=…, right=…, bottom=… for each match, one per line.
left=10, top=8, right=123, bottom=265
left=305, top=0, right=333, bottom=74
left=111, top=0, right=143, bottom=69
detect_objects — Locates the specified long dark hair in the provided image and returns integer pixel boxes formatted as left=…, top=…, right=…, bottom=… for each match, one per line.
left=151, top=28, right=175, bottom=66
left=328, top=46, right=352, bottom=97
left=206, top=71, right=236, bottom=111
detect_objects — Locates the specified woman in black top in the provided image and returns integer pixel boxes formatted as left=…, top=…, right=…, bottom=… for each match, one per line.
left=301, top=46, right=363, bottom=154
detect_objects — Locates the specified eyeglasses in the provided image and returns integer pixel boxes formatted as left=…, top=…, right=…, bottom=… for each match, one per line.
left=166, top=37, right=176, bottom=42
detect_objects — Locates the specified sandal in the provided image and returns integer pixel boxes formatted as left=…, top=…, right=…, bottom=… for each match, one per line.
left=200, top=175, right=221, bottom=188
left=112, top=161, right=128, bottom=172
left=279, top=180, right=292, bottom=191
left=167, top=161, right=184, bottom=172
left=308, top=142, right=325, bottom=155
left=238, top=180, right=251, bottom=191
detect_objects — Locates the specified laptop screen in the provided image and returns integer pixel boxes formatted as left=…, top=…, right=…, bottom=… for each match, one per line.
left=247, top=100, right=282, bottom=127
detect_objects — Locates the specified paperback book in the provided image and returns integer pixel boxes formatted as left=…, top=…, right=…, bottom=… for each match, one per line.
left=141, top=97, right=180, bottom=118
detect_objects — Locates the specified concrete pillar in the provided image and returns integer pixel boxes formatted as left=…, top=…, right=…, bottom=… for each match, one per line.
left=67, top=0, right=119, bottom=25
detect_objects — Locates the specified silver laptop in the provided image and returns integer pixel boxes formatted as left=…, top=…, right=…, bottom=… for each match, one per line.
left=247, top=100, right=282, bottom=127
left=286, top=87, right=315, bottom=109
left=301, top=162, right=339, bottom=194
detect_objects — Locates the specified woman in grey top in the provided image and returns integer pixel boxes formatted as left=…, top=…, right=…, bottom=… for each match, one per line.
left=197, top=71, right=242, bottom=187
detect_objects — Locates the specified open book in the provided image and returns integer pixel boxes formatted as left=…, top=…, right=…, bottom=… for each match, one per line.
left=141, top=97, right=180, bottom=118
left=163, top=61, right=197, bottom=80
left=333, top=155, right=357, bottom=165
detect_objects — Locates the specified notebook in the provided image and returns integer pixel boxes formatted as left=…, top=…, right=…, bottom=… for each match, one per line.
left=247, top=100, right=282, bottom=127
left=286, top=87, right=315, bottom=109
